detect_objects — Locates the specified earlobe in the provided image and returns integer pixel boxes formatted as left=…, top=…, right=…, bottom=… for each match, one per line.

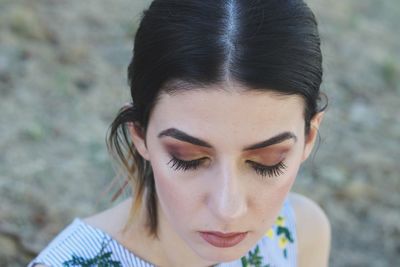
left=302, top=112, right=325, bottom=162
left=128, top=123, right=150, bottom=160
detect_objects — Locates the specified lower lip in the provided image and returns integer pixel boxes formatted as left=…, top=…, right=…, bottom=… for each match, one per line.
left=199, top=232, right=248, bottom=248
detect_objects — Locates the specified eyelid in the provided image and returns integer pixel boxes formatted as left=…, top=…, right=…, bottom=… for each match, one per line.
left=244, top=146, right=291, bottom=158
left=169, top=154, right=209, bottom=162
left=246, top=160, right=280, bottom=168
left=245, top=149, right=288, bottom=164
left=164, top=142, right=212, bottom=158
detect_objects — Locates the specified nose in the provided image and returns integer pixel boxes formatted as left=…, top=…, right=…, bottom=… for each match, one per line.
left=208, top=161, right=248, bottom=222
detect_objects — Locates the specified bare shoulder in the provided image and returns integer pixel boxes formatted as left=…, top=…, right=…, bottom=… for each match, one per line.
left=289, top=192, right=331, bottom=267
left=83, top=198, right=132, bottom=236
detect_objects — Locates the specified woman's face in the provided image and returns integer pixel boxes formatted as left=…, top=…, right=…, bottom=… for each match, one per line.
left=131, top=83, right=320, bottom=263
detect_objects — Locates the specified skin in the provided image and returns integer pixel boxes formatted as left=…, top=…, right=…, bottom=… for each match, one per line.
left=37, top=82, right=330, bottom=267
left=291, top=192, right=331, bottom=267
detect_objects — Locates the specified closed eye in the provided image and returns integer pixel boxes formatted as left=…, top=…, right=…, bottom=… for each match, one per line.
left=246, top=160, right=287, bottom=178
left=167, top=156, right=206, bottom=171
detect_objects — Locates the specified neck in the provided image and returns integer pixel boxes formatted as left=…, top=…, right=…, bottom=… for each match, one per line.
left=122, top=198, right=217, bottom=267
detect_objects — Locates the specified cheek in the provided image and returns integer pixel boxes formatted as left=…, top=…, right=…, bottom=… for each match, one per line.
left=252, top=155, right=300, bottom=226
left=151, top=159, right=201, bottom=227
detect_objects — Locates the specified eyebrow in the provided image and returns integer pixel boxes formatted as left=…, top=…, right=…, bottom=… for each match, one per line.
left=158, top=128, right=297, bottom=151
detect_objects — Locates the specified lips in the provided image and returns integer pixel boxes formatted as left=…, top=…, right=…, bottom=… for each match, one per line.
left=199, top=231, right=248, bottom=248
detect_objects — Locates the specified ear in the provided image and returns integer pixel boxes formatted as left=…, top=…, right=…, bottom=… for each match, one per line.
left=128, top=122, right=150, bottom=161
left=302, top=112, right=325, bottom=162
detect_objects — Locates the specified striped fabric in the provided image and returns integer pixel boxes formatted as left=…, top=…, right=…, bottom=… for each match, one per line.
left=28, top=199, right=297, bottom=267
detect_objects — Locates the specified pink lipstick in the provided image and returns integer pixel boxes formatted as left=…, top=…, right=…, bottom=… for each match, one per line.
left=199, top=231, right=248, bottom=248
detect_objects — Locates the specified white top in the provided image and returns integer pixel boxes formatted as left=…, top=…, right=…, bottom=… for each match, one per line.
left=28, top=199, right=297, bottom=267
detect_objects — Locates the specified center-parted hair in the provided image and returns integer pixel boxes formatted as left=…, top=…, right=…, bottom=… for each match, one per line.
left=108, top=0, right=325, bottom=237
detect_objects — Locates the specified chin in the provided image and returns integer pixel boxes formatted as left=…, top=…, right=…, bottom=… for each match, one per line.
left=200, top=248, right=247, bottom=264
left=193, top=240, right=252, bottom=263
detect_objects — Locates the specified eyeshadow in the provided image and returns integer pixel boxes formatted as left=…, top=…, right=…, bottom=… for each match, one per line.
left=163, top=142, right=209, bottom=159
left=244, top=146, right=291, bottom=165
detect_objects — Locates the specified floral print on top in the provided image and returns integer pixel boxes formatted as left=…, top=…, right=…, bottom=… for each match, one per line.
left=62, top=238, right=122, bottom=267
left=29, top=198, right=297, bottom=267
left=240, top=215, right=295, bottom=267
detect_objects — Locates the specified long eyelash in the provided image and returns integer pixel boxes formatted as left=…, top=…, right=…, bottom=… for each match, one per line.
left=167, top=156, right=203, bottom=171
left=168, top=156, right=287, bottom=178
left=248, top=161, right=287, bottom=178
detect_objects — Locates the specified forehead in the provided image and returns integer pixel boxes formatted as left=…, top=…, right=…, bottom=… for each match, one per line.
left=147, top=85, right=305, bottom=146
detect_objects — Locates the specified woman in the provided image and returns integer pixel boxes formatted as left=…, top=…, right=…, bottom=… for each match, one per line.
left=30, top=0, right=330, bottom=266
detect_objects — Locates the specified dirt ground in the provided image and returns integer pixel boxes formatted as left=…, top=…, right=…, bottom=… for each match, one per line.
left=0, top=0, right=399, bottom=266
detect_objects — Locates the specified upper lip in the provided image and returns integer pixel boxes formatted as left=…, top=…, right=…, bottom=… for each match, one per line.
left=200, top=231, right=247, bottom=238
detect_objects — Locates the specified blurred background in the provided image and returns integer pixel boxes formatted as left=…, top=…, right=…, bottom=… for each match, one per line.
left=0, top=0, right=399, bottom=266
